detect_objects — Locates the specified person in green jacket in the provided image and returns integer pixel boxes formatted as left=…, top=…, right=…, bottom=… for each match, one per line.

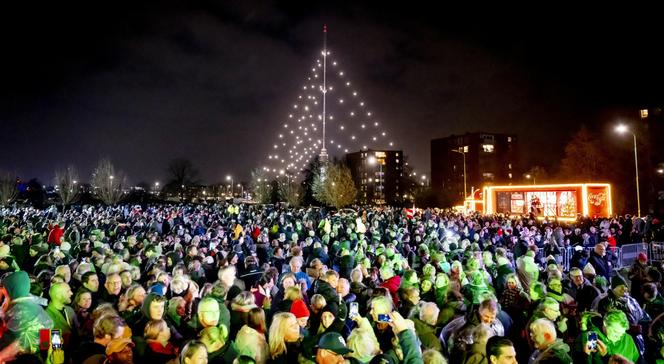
left=580, top=310, right=639, bottom=364
left=45, top=282, right=77, bottom=351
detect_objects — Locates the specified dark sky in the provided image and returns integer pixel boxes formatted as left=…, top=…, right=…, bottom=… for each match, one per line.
left=1, top=2, right=663, bottom=185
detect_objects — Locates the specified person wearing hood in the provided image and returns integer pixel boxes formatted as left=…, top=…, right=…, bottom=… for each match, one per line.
left=229, top=291, right=258, bottom=341
left=0, top=270, right=54, bottom=354
left=132, top=292, right=184, bottom=345
left=235, top=307, right=269, bottom=364
left=200, top=325, right=239, bottom=364
left=528, top=319, right=572, bottom=364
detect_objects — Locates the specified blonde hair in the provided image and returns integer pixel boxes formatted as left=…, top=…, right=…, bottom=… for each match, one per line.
left=269, top=312, right=296, bottom=359
left=233, top=291, right=256, bottom=306
left=144, top=319, right=169, bottom=340
left=284, top=286, right=303, bottom=301
left=310, top=294, right=327, bottom=311
left=347, top=325, right=380, bottom=362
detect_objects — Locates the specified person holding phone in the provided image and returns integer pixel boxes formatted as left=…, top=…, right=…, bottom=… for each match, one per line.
left=580, top=310, right=639, bottom=364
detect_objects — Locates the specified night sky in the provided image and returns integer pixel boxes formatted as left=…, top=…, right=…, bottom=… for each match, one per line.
left=1, top=2, right=663, bottom=185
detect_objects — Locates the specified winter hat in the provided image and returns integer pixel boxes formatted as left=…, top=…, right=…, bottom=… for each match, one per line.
left=226, top=285, right=242, bottom=302
left=322, top=302, right=339, bottom=317
left=583, top=263, right=596, bottom=277
left=638, top=252, right=647, bottom=262
left=148, top=282, right=167, bottom=296
left=290, top=299, right=310, bottom=318
left=611, top=275, right=627, bottom=289
left=3, top=270, right=30, bottom=299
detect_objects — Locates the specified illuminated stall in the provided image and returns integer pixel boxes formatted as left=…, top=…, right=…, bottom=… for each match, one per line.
left=480, top=183, right=612, bottom=220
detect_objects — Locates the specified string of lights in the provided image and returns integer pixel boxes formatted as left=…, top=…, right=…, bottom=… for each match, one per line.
left=260, top=29, right=395, bottom=177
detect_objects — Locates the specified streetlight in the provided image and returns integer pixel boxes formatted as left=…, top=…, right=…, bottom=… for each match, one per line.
left=420, top=175, right=428, bottom=187
left=226, top=175, right=233, bottom=196
left=451, top=147, right=467, bottom=198
left=237, top=183, right=243, bottom=198
left=525, top=174, right=535, bottom=185
left=615, top=124, right=641, bottom=216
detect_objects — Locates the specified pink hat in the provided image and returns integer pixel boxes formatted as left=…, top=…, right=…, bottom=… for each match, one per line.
left=638, top=252, right=648, bottom=262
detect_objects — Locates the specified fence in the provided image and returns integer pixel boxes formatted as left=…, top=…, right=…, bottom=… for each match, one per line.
left=554, top=242, right=663, bottom=272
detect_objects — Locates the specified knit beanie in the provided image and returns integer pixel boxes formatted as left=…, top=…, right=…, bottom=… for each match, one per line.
left=290, top=299, right=310, bottom=318
left=4, top=270, right=30, bottom=299
left=611, top=275, right=626, bottom=289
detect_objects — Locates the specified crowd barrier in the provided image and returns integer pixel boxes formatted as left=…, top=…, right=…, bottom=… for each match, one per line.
left=550, top=242, right=663, bottom=272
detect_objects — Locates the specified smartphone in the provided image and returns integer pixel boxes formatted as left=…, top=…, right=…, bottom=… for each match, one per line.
left=587, top=332, right=597, bottom=350
left=51, top=329, right=62, bottom=350
left=377, top=314, right=392, bottom=323
left=349, top=302, right=359, bottom=318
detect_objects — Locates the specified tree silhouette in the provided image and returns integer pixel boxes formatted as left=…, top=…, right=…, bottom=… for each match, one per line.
left=91, top=159, right=127, bottom=205
left=0, top=171, right=18, bottom=206
left=54, top=165, right=79, bottom=211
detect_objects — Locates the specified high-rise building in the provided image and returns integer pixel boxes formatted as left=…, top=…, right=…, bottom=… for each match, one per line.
left=431, top=132, right=518, bottom=202
left=346, top=149, right=404, bottom=205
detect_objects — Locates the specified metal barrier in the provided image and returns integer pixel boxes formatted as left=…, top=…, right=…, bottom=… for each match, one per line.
left=619, top=243, right=647, bottom=269
left=651, top=242, right=664, bottom=262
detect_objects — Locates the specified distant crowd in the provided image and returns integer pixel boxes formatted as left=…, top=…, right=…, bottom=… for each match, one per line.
left=0, top=203, right=663, bottom=364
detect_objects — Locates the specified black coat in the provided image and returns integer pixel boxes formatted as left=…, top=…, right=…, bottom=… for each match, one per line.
left=587, top=251, right=612, bottom=279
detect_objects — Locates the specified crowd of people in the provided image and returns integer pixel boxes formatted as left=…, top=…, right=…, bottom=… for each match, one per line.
left=0, top=202, right=662, bottom=364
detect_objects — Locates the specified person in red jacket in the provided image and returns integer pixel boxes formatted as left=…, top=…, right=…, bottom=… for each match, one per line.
left=379, top=266, right=401, bottom=307
left=47, top=223, right=65, bottom=246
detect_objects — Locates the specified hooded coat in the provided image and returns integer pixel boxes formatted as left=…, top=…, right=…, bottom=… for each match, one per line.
left=235, top=325, right=269, bottom=364
left=2, top=272, right=52, bottom=354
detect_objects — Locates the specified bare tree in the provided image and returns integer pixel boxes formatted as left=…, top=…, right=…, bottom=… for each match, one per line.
left=278, top=175, right=303, bottom=207
left=0, top=171, right=18, bottom=206
left=164, top=158, right=200, bottom=201
left=54, top=165, right=79, bottom=211
left=91, top=159, right=127, bottom=205
left=313, top=163, right=357, bottom=209
left=250, top=168, right=272, bottom=204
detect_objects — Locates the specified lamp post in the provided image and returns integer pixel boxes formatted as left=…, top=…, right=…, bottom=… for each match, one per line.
left=525, top=174, right=536, bottom=185
left=451, top=148, right=467, bottom=198
left=226, top=175, right=233, bottom=197
left=615, top=124, right=641, bottom=217
left=238, top=183, right=243, bottom=198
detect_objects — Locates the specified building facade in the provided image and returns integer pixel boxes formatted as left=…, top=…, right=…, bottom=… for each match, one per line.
left=346, top=149, right=404, bottom=205
left=431, top=132, right=518, bottom=202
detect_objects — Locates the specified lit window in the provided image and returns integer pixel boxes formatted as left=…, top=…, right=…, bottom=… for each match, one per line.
left=508, top=137, right=512, bottom=142
left=463, top=146, right=469, bottom=153
left=482, top=172, right=495, bottom=180
left=641, top=109, right=648, bottom=119
left=508, top=163, right=512, bottom=169
left=395, top=159, right=399, bottom=163
left=508, top=173, right=513, bottom=179
left=396, top=153, right=400, bottom=157
left=482, top=144, right=494, bottom=153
